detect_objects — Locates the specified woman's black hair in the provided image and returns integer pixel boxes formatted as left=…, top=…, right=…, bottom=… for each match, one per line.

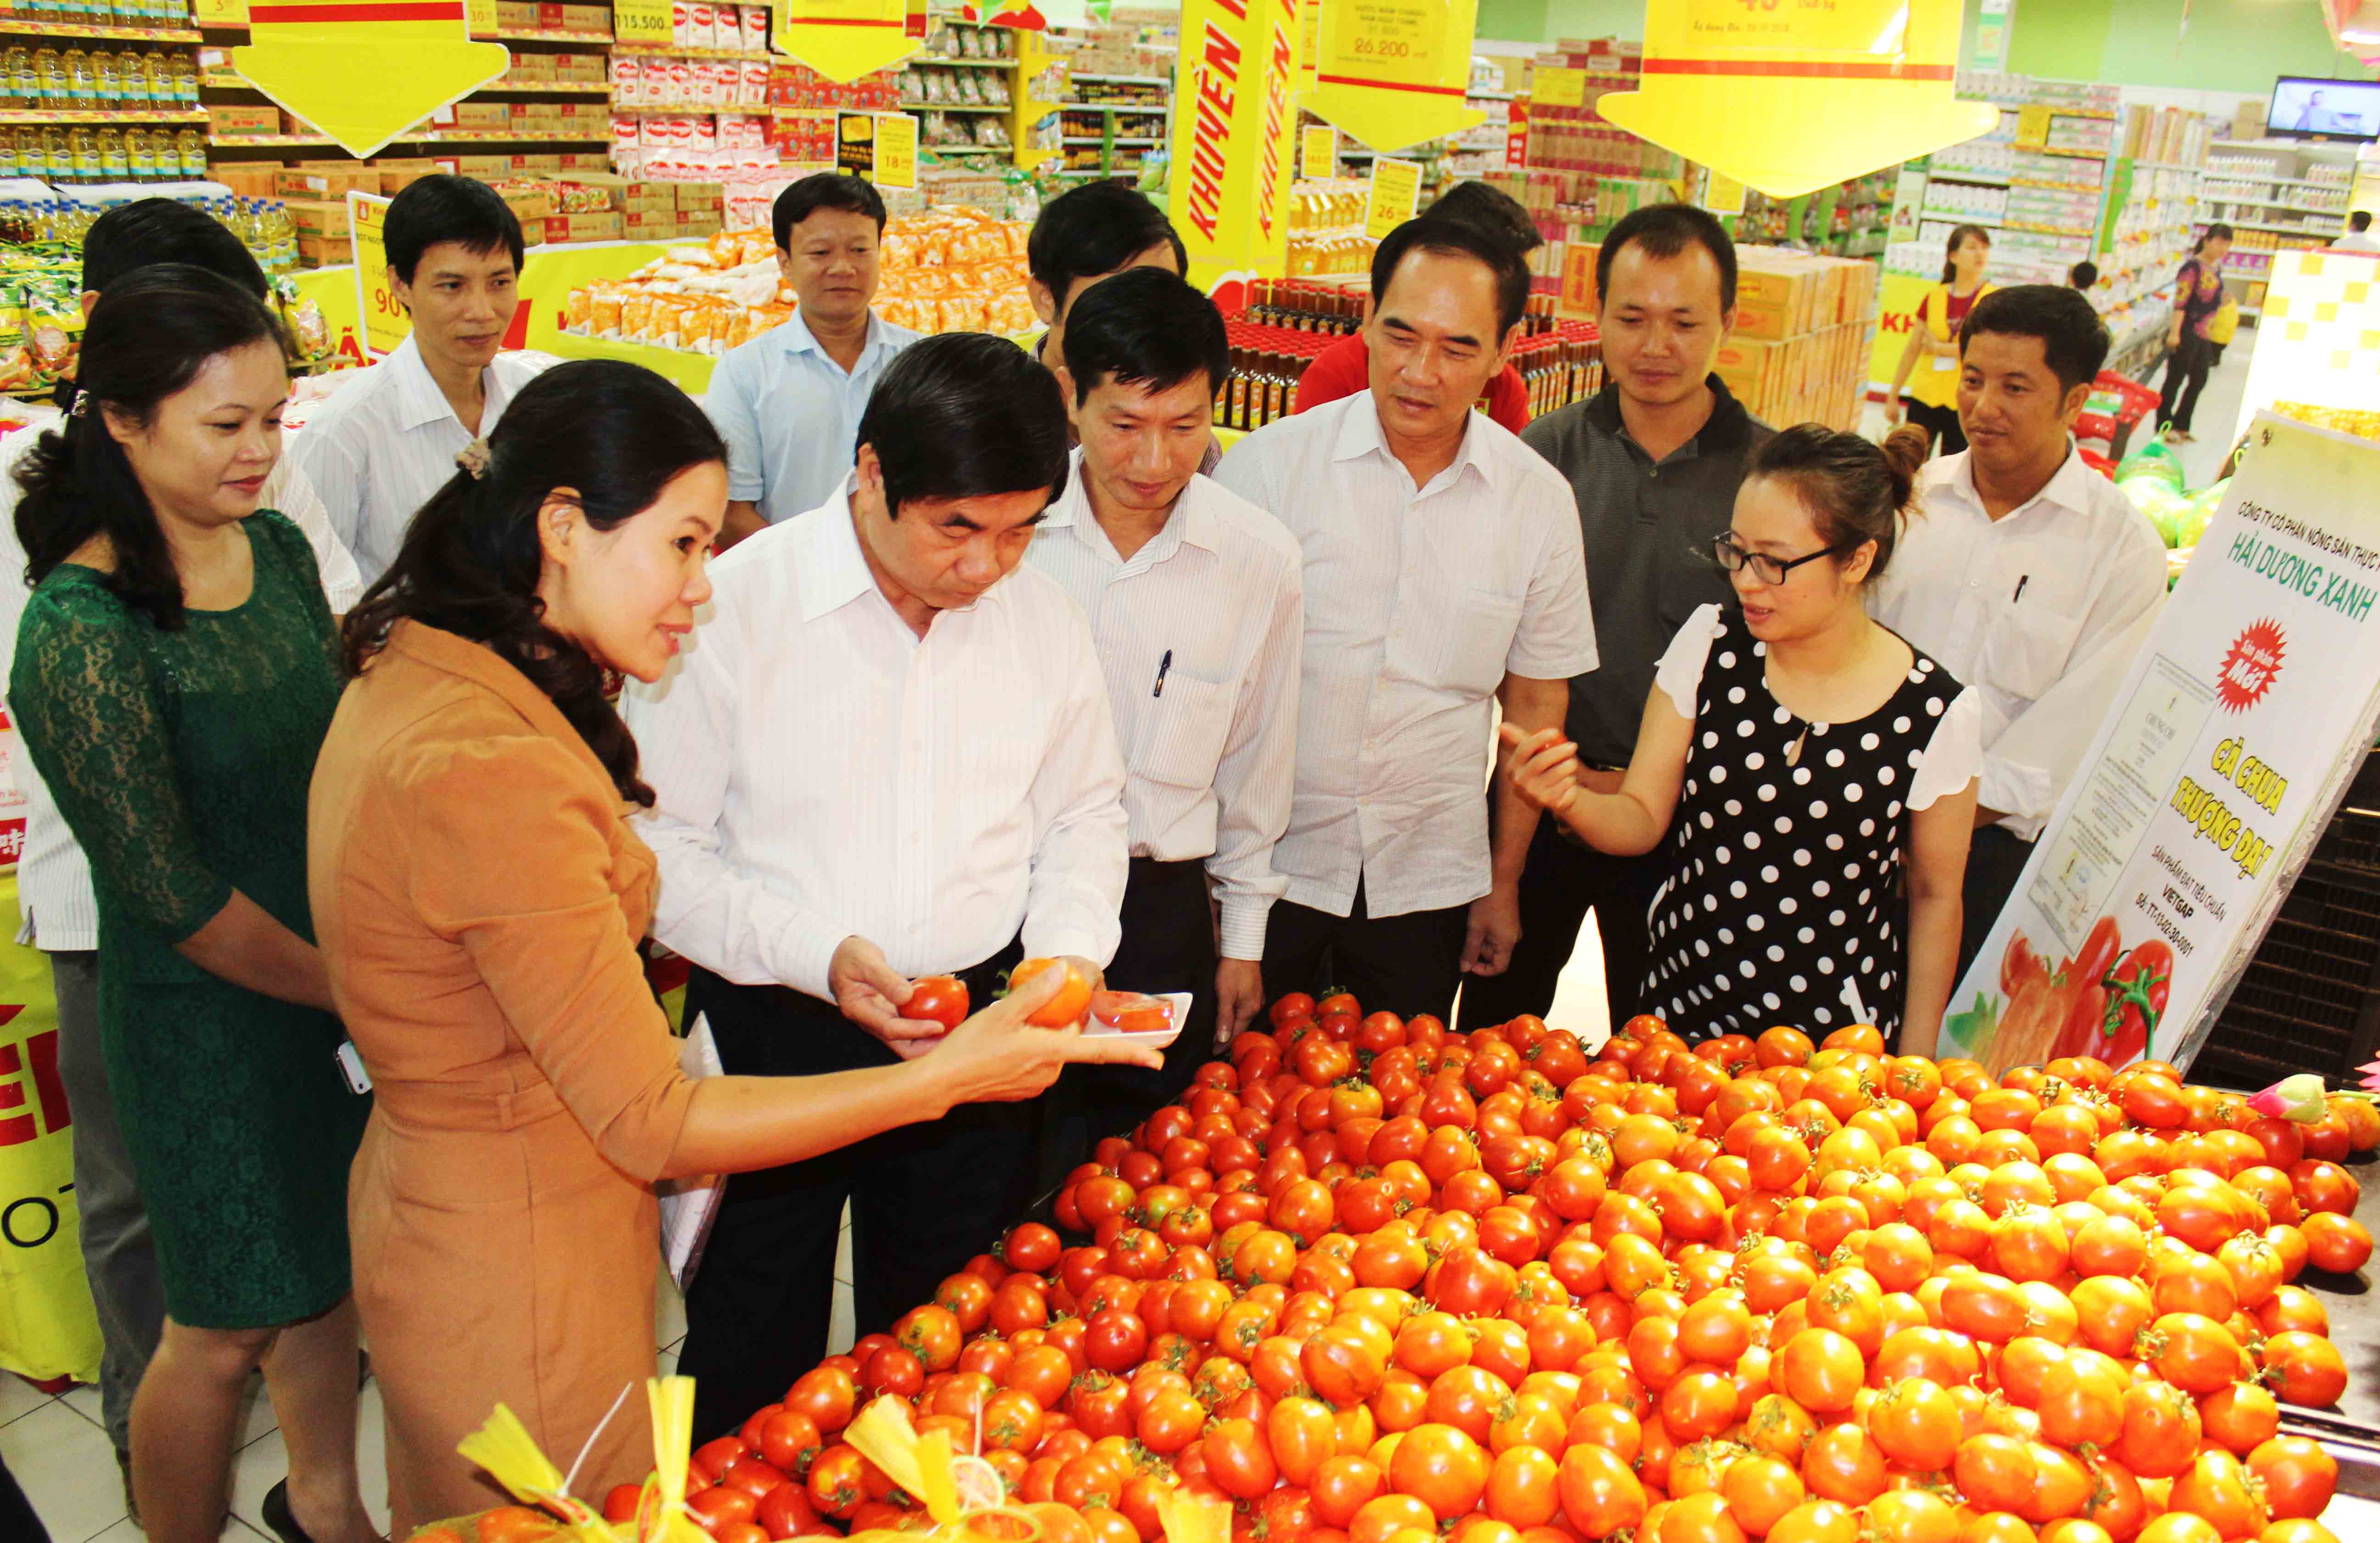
left=13, top=264, right=291, bottom=631
left=1749, top=422, right=1933, bottom=583
left=340, top=359, right=724, bottom=806
left=1941, top=223, right=1993, bottom=286
left=2194, top=222, right=2235, bottom=255
left=855, top=333, right=1070, bottom=518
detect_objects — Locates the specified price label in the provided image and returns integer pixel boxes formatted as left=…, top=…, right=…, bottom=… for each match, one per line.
left=1299, top=0, right=1323, bottom=89
left=347, top=193, right=408, bottom=359
left=1676, top=0, right=1911, bottom=55
left=613, top=0, right=672, bottom=45
left=1302, top=124, right=1337, bottom=180
left=1321, top=0, right=1456, bottom=88
left=1532, top=66, right=1584, bottom=108
left=465, top=0, right=498, bottom=33
left=2015, top=103, right=2052, bottom=149
left=1700, top=168, right=1746, bottom=215
left=872, top=109, right=916, bottom=189
left=1364, top=157, right=1422, bottom=242
left=835, top=111, right=875, bottom=176
left=192, top=0, right=249, bottom=25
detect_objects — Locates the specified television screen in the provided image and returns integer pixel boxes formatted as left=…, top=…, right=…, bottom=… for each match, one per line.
left=2268, top=77, right=2380, bottom=141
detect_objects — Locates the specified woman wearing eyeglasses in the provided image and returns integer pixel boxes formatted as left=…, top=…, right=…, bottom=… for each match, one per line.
left=1500, top=424, right=1980, bottom=1053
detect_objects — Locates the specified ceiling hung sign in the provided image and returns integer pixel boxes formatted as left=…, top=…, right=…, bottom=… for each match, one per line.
left=1168, top=0, right=1306, bottom=291
left=229, top=0, right=511, bottom=159
left=1302, top=0, right=1485, bottom=154
left=775, top=0, right=928, bottom=84
left=1597, top=0, right=2000, bottom=198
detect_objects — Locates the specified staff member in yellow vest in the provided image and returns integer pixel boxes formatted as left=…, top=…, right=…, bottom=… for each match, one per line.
left=1887, top=223, right=1996, bottom=455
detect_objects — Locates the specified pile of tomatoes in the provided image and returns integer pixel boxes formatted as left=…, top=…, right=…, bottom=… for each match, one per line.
left=617, top=995, right=2380, bottom=1543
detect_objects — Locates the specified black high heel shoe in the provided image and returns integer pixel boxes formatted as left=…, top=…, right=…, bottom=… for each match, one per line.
left=261, top=1480, right=318, bottom=1543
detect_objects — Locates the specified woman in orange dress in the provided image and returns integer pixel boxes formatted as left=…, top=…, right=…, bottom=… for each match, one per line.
left=307, top=360, right=1157, bottom=1531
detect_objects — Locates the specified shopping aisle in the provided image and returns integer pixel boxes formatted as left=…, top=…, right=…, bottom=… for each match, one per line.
left=2154, top=329, right=2256, bottom=489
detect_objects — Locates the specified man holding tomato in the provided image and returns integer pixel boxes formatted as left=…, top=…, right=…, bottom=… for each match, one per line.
left=1024, top=267, right=1304, bottom=1144
left=623, top=333, right=1132, bottom=1441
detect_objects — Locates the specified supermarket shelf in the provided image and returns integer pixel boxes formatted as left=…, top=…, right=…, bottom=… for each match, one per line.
left=204, top=71, right=610, bottom=95
left=913, top=54, right=1017, bottom=68
left=0, top=18, right=200, bottom=41
left=1057, top=165, right=1142, bottom=176
left=469, top=27, right=612, bottom=42
left=210, top=132, right=337, bottom=146
left=905, top=102, right=1009, bottom=113
left=1467, top=89, right=1515, bottom=100
left=618, top=102, right=770, bottom=114
left=1067, top=72, right=1165, bottom=85
left=2197, top=217, right=2336, bottom=237
left=211, top=129, right=609, bottom=147
left=1064, top=135, right=1157, bottom=145
left=1054, top=101, right=1162, bottom=112
left=2031, top=144, right=2112, bottom=159
left=1928, top=169, right=2012, bottom=186
left=2132, top=160, right=2204, bottom=171
left=614, top=42, right=769, bottom=62
left=0, top=107, right=207, bottom=124
left=1918, top=209, right=2004, bottom=224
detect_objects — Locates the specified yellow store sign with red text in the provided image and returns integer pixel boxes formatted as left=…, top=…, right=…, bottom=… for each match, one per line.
left=1168, top=0, right=1304, bottom=292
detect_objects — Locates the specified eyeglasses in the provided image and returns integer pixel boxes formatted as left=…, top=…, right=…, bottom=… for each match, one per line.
left=1707, top=533, right=1845, bottom=586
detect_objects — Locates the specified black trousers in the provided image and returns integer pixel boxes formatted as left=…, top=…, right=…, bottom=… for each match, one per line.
left=1262, top=876, right=1471, bottom=1023
left=1457, top=819, right=1667, bottom=1030
left=1959, top=825, right=2036, bottom=981
left=676, top=939, right=1029, bottom=1442
left=1039, top=857, right=1218, bottom=1188
left=2158, top=333, right=2216, bottom=434
left=1900, top=398, right=1967, bottom=455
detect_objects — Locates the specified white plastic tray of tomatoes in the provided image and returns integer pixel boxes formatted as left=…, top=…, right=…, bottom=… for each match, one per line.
left=642, top=994, right=2380, bottom=1543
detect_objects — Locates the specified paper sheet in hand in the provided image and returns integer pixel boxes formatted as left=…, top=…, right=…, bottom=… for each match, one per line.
left=658, top=1012, right=724, bottom=1291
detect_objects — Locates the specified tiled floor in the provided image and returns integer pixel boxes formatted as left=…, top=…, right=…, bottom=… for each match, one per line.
left=11, top=1210, right=860, bottom=1539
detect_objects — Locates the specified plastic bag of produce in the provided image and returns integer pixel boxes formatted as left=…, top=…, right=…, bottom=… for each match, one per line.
left=2118, top=476, right=2189, bottom=547
left=410, top=1378, right=706, bottom=1543
left=2115, top=436, right=2185, bottom=489
left=2176, top=479, right=2226, bottom=550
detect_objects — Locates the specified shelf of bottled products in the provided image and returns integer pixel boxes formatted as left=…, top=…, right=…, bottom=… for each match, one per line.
left=0, top=19, right=201, bottom=43
left=0, top=105, right=200, bottom=122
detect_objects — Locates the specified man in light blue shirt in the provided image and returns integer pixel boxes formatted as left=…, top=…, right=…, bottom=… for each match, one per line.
left=707, top=173, right=921, bottom=547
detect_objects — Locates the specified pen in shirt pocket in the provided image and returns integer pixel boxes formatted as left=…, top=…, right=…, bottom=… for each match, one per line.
left=1153, top=649, right=1173, bottom=698
left=2013, top=574, right=2029, bottom=603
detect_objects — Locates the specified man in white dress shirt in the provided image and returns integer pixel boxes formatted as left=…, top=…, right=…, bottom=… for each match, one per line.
left=623, top=333, right=1130, bottom=1440
left=1869, top=285, right=2167, bottom=974
left=703, top=173, right=920, bottom=549
left=0, top=198, right=362, bottom=1517
left=291, top=174, right=547, bottom=586
left=1025, top=266, right=1302, bottom=1144
left=1215, top=217, right=1599, bottom=1023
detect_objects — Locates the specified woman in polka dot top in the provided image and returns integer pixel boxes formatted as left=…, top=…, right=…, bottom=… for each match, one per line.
left=1501, top=424, right=1982, bottom=1053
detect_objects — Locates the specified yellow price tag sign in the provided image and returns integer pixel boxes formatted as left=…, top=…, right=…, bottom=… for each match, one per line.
left=1676, top=0, right=1913, bottom=55
left=1301, top=124, right=1337, bottom=180
left=1306, top=0, right=1483, bottom=153
left=777, top=0, right=921, bottom=82
left=1364, top=157, right=1422, bottom=242
left=192, top=0, right=249, bottom=26
left=466, top=0, right=498, bottom=33
left=1701, top=168, right=1746, bottom=215
left=2015, top=103, right=2052, bottom=149
left=1299, top=0, right=1323, bottom=90
left=347, top=193, right=409, bottom=359
left=613, top=0, right=673, bottom=46
left=873, top=110, right=917, bottom=190
left=1532, top=66, right=1584, bottom=108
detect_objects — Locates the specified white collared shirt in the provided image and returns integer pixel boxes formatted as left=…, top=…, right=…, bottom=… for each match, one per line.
left=622, top=481, right=1130, bottom=998
left=1213, top=393, right=1600, bottom=919
left=1025, top=455, right=1303, bottom=960
left=1867, top=443, right=2167, bottom=841
left=288, top=334, right=549, bottom=586
left=704, top=308, right=921, bottom=525
left=0, top=422, right=363, bottom=951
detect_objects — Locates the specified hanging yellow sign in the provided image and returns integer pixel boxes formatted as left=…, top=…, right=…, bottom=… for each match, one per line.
left=1298, top=0, right=1321, bottom=91
left=1168, top=0, right=1306, bottom=291
left=1302, top=0, right=1484, bottom=154
left=347, top=192, right=409, bottom=359
left=231, top=0, right=511, bottom=160
left=614, top=0, right=673, bottom=47
left=1531, top=66, right=1584, bottom=109
left=2015, top=104, right=2053, bottom=150
left=873, top=110, right=918, bottom=189
left=775, top=0, right=926, bottom=84
left=192, top=0, right=249, bottom=25
left=1596, top=0, right=2000, bottom=198
left=1301, top=124, right=1336, bottom=180
left=1363, top=156, right=1421, bottom=242
left=1700, top=168, right=1746, bottom=216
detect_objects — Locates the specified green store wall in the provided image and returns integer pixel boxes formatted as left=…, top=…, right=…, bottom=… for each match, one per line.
left=1474, top=1, right=2370, bottom=96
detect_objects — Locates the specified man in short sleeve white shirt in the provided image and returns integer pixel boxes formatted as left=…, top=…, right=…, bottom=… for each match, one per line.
left=1215, top=217, right=1599, bottom=1022
left=1869, top=285, right=2167, bottom=974
left=291, top=175, right=547, bottom=587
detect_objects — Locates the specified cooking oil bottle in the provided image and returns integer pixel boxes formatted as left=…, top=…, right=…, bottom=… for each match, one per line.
left=174, top=127, right=204, bottom=179
left=95, top=126, right=128, bottom=181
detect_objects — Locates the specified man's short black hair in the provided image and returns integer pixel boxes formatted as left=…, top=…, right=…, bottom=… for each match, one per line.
left=2069, top=260, right=2099, bottom=289
left=857, top=333, right=1071, bottom=517
left=1595, top=202, right=1738, bottom=313
left=82, top=197, right=266, bottom=298
left=1959, top=284, right=2111, bottom=395
left=384, top=174, right=525, bottom=286
left=1026, top=181, right=1188, bottom=313
left=772, top=173, right=887, bottom=251
left=1370, top=214, right=1531, bottom=339
left=2352, top=210, right=2373, bottom=233
left=1424, top=180, right=1543, bottom=256
left=1059, top=265, right=1228, bottom=407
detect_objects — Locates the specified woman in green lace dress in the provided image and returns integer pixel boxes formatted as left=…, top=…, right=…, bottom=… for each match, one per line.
left=9, top=267, right=376, bottom=1543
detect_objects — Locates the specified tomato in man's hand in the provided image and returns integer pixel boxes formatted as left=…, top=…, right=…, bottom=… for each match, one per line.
left=1011, top=957, right=1095, bottom=1026
left=902, top=975, right=969, bottom=1031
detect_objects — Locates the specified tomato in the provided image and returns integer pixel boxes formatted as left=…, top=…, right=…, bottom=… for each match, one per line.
left=1203, top=1417, right=1278, bottom=1501
left=1011, top=957, right=1095, bottom=1026
left=1553, top=1442, right=1645, bottom=1540
left=2072, top=916, right=2124, bottom=994
left=901, top=974, right=968, bottom=1031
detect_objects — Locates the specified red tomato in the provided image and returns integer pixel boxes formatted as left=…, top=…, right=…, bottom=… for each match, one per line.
left=1013, top=958, right=1095, bottom=1026
left=902, top=975, right=969, bottom=1031
left=2071, top=916, right=2123, bottom=993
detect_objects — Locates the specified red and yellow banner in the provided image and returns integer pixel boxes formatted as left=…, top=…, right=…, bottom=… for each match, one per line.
left=1168, top=0, right=1304, bottom=293
left=230, top=0, right=511, bottom=159
left=774, top=0, right=927, bottom=84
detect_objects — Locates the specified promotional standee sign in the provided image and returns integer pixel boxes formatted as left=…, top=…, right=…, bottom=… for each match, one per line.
left=1944, top=416, right=2380, bottom=1074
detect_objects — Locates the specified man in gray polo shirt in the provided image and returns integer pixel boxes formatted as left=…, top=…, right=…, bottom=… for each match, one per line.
left=1465, top=203, right=1774, bottom=1031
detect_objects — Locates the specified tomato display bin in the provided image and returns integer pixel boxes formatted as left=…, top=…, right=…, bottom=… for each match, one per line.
left=2275, top=1141, right=2380, bottom=1498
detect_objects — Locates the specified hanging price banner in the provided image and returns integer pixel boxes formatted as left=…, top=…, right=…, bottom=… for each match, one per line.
left=192, top=0, right=249, bottom=25
left=1168, top=0, right=1304, bottom=290
left=1531, top=66, right=1584, bottom=108
left=1700, top=168, right=1746, bottom=216
left=1301, top=124, right=1337, bottom=180
left=872, top=109, right=917, bottom=189
left=347, top=192, right=408, bottom=359
left=1363, top=156, right=1421, bottom=242
left=1303, top=0, right=1484, bottom=154
left=775, top=0, right=925, bottom=83
left=1595, top=0, right=1999, bottom=197
left=233, top=0, right=511, bottom=160
left=613, top=0, right=674, bottom=46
